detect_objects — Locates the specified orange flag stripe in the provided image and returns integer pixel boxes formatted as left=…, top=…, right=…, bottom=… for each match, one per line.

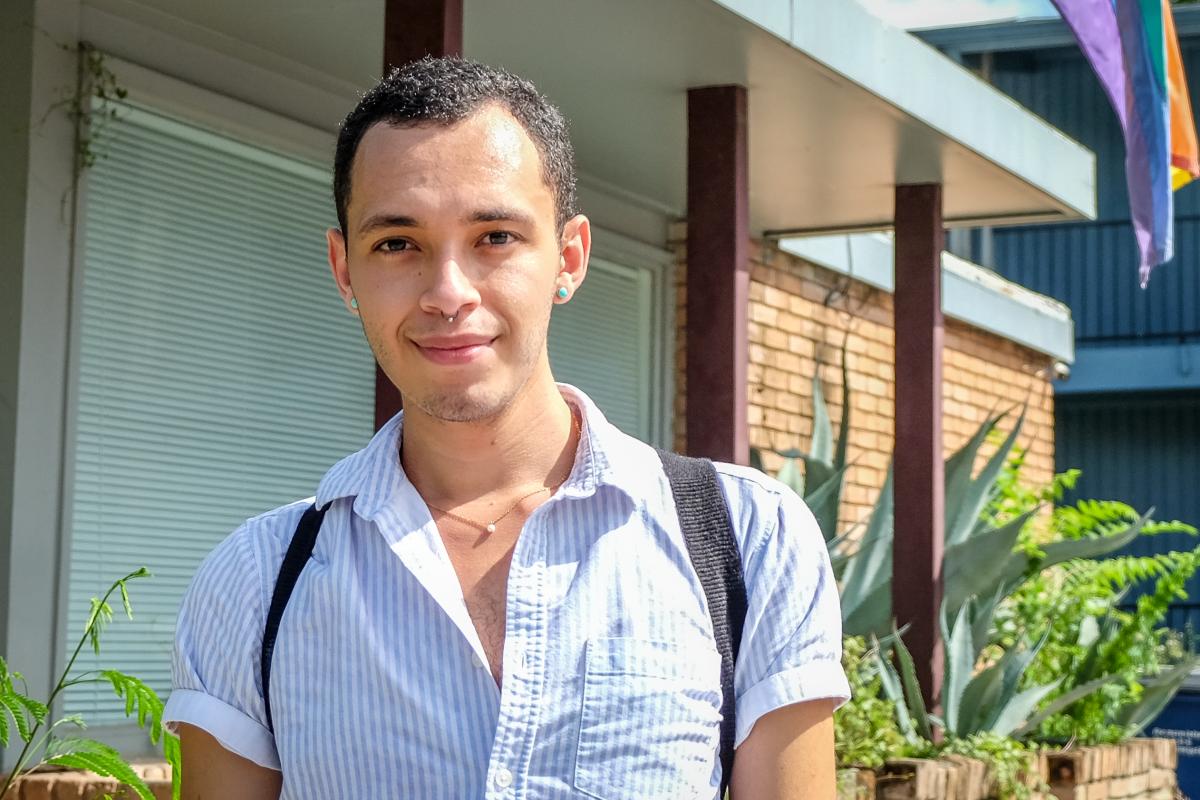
left=1165, top=0, right=1200, bottom=186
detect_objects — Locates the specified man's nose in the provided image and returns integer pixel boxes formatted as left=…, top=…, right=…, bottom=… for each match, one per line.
left=420, top=252, right=481, bottom=319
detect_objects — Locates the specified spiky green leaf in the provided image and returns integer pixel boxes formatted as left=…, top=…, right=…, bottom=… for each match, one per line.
left=1113, top=657, right=1200, bottom=735
left=1012, top=674, right=1126, bottom=738
left=946, top=408, right=1025, bottom=547
left=870, top=636, right=919, bottom=744
left=942, top=510, right=1036, bottom=620
left=775, top=456, right=805, bottom=497
left=891, top=628, right=932, bottom=740
left=989, top=680, right=1063, bottom=737
left=839, top=468, right=894, bottom=637
left=809, top=371, right=833, bottom=465
left=805, top=463, right=851, bottom=543
left=941, top=603, right=975, bottom=734
left=943, top=409, right=1005, bottom=543
left=833, top=338, right=851, bottom=474
left=958, top=661, right=1004, bottom=736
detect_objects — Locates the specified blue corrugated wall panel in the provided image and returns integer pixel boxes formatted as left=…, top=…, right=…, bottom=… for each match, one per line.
left=984, top=44, right=1200, bottom=342
left=1055, top=392, right=1200, bottom=636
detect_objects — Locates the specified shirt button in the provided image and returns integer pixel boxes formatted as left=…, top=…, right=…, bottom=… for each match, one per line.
left=471, top=652, right=486, bottom=670
left=494, top=767, right=513, bottom=788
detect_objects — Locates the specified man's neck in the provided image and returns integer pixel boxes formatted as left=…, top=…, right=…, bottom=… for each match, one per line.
left=399, top=377, right=579, bottom=508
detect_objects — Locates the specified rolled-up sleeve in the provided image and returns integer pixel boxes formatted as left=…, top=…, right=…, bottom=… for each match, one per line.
left=721, top=469, right=852, bottom=748
left=162, top=520, right=281, bottom=771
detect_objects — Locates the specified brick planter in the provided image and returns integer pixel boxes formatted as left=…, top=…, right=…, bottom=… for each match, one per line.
left=840, top=738, right=1179, bottom=799
left=0, top=762, right=171, bottom=800
left=1, top=740, right=1182, bottom=799
left=1039, top=739, right=1178, bottom=800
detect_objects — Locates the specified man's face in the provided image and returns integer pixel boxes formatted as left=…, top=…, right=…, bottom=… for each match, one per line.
left=328, top=105, right=589, bottom=423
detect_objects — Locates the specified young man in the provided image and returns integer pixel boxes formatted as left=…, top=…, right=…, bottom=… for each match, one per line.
left=162, top=57, right=850, bottom=799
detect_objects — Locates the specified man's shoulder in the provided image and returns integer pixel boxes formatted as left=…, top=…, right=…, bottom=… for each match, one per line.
left=188, top=498, right=319, bottom=594
left=710, top=460, right=822, bottom=559
left=710, top=460, right=788, bottom=499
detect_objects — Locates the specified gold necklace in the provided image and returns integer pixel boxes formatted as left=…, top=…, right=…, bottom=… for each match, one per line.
left=424, top=411, right=581, bottom=534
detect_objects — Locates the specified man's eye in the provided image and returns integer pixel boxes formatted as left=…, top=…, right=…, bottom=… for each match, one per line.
left=485, top=231, right=515, bottom=246
left=378, top=239, right=411, bottom=253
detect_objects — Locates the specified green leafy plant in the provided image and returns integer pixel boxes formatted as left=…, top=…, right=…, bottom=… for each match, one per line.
left=834, top=636, right=915, bottom=768
left=987, top=453, right=1200, bottom=744
left=912, top=732, right=1043, bottom=800
left=837, top=634, right=1043, bottom=798
left=0, top=568, right=180, bottom=800
left=68, top=42, right=128, bottom=173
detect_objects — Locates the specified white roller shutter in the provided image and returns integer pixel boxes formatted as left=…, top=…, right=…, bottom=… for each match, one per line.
left=64, top=104, right=375, bottom=721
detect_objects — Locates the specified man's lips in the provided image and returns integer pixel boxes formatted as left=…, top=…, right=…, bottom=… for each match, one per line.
left=411, top=335, right=497, bottom=365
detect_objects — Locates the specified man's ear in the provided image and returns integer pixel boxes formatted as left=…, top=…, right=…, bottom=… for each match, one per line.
left=558, top=214, right=591, bottom=296
left=327, top=227, right=358, bottom=314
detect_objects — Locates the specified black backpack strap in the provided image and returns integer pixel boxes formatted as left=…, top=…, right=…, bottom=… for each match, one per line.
left=656, top=449, right=748, bottom=795
left=260, top=501, right=331, bottom=733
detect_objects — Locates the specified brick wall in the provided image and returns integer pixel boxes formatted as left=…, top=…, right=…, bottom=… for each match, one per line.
left=672, top=229, right=1058, bottom=533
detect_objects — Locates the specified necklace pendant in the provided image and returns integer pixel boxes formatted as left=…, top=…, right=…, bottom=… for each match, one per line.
left=486, top=523, right=497, bottom=534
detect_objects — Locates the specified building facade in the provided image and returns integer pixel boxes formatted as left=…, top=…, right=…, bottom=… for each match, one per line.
left=3, top=0, right=1094, bottom=760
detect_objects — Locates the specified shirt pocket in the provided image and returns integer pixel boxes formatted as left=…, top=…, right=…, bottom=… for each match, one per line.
left=573, top=637, right=723, bottom=800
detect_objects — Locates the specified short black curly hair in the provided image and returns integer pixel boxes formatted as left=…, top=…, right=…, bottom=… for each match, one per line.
left=333, top=56, right=578, bottom=235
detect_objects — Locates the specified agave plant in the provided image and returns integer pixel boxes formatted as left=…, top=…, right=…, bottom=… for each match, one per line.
left=756, top=370, right=1153, bottom=639
left=871, top=603, right=1200, bottom=743
left=752, top=346, right=852, bottom=546
left=757, top=356, right=1199, bottom=741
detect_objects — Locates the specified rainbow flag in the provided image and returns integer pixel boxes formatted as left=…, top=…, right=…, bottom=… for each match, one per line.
left=1052, top=0, right=1200, bottom=286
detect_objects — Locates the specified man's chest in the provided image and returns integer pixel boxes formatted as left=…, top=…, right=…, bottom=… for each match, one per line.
left=267, top=509, right=725, bottom=799
left=439, top=523, right=517, bottom=687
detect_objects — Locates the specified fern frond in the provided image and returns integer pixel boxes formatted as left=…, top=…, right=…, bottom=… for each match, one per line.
left=1141, top=520, right=1199, bottom=536
left=102, top=670, right=165, bottom=746
left=44, top=737, right=154, bottom=800
left=119, top=580, right=133, bottom=619
left=0, top=690, right=33, bottom=744
left=164, top=730, right=182, bottom=797
left=85, top=597, right=114, bottom=655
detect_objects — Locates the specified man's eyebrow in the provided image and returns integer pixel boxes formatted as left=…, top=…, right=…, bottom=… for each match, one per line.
left=467, top=208, right=536, bottom=227
left=357, top=213, right=421, bottom=235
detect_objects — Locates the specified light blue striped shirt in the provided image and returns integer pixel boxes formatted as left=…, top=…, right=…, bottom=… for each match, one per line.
left=163, top=385, right=850, bottom=799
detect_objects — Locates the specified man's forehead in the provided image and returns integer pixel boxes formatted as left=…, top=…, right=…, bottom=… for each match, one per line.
left=346, top=106, right=551, bottom=217
left=354, top=105, right=538, bottom=174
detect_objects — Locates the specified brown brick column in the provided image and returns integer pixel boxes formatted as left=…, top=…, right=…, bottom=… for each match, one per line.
left=374, top=0, right=464, bottom=430
left=685, top=85, right=750, bottom=464
left=893, top=183, right=946, bottom=714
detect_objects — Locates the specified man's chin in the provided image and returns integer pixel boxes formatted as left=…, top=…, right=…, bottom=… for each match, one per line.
left=406, top=382, right=512, bottom=424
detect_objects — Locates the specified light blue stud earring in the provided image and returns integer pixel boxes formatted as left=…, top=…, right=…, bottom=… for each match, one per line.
left=350, top=297, right=359, bottom=310
left=556, top=286, right=569, bottom=300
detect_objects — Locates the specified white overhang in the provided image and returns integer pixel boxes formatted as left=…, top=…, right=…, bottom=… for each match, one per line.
left=81, top=0, right=1097, bottom=238
left=781, top=234, right=1076, bottom=363
left=465, top=0, right=1097, bottom=235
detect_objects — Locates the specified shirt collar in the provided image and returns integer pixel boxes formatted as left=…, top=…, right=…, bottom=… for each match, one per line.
left=314, top=384, right=652, bottom=521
